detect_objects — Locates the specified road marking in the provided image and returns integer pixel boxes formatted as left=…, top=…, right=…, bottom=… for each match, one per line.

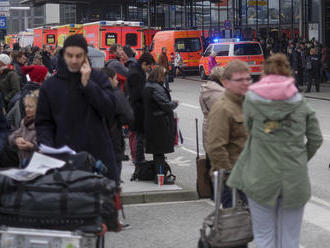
left=311, top=196, right=330, bottom=208
left=168, top=156, right=191, bottom=167
left=180, top=146, right=197, bottom=155
left=180, top=103, right=200, bottom=109
left=304, top=201, right=330, bottom=232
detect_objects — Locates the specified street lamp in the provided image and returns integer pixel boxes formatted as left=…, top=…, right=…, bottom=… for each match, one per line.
left=9, top=6, right=30, bottom=31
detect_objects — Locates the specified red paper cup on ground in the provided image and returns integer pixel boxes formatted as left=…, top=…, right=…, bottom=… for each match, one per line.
left=157, top=174, right=164, bottom=186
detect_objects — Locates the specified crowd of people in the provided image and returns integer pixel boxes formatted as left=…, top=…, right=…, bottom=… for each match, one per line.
left=260, top=36, right=330, bottom=92
left=0, top=35, right=181, bottom=191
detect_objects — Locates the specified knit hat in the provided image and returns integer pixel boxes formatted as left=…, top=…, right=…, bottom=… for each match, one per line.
left=63, top=34, right=88, bottom=53
left=21, top=65, right=48, bottom=85
left=0, top=54, right=11, bottom=65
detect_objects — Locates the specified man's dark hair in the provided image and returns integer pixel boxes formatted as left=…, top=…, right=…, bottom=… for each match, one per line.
left=123, top=45, right=135, bottom=58
left=138, top=52, right=155, bottom=65
left=110, top=44, right=122, bottom=54
left=101, top=67, right=116, bottom=79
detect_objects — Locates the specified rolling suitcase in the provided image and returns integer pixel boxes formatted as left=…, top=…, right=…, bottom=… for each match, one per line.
left=195, top=118, right=212, bottom=198
left=199, top=169, right=253, bottom=248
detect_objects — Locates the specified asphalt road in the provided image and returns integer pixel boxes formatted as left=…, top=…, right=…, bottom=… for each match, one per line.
left=108, top=77, right=330, bottom=248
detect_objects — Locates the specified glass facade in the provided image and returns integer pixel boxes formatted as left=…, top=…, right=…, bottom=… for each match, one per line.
left=119, top=0, right=321, bottom=41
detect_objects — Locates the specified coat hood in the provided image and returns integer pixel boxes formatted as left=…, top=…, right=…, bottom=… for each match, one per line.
left=245, top=90, right=304, bottom=120
left=200, top=80, right=224, bottom=95
left=249, top=75, right=298, bottom=101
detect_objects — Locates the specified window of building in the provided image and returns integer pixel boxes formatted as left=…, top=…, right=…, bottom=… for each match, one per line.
left=175, top=38, right=202, bottom=52
left=269, top=0, right=279, bottom=24
left=213, top=44, right=230, bottom=56
left=247, top=2, right=257, bottom=24
left=280, top=0, right=292, bottom=24
left=105, top=33, right=117, bottom=46
left=126, top=33, right=138, bottom=46
left=258, top=0, right=268, bottom=25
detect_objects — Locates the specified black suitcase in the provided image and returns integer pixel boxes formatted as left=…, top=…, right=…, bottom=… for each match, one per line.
left=0, top=169, right=120, bottom=233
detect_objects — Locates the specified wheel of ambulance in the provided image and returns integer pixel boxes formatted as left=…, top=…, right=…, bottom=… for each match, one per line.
left=200, top=67, right=207, bottom=80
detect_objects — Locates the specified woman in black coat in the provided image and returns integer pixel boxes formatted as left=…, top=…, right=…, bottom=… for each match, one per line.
left=143, top=66, right=178, bottom=168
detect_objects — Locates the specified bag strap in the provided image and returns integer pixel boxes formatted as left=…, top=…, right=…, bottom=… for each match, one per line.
left=195, top=118, right=200, bottom=159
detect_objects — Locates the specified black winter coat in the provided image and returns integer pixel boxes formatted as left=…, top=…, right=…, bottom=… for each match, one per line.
left=127, top=62, right=146, bottom=133
left=35, top=54, right=119, bottom=184
left=143, top=81, right=178, bottom=154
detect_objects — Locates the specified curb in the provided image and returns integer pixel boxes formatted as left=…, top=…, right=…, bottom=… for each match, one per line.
left=121, top=189, right=199, bottom=205
left=304, top=95, right=330, bottom=101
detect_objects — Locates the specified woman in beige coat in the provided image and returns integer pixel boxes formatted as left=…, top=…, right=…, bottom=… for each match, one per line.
left=9, top=90, right=39, bottom=167
left=199, top=66, right=225, bottom=151
left=199, top=66, right=225, bottom=198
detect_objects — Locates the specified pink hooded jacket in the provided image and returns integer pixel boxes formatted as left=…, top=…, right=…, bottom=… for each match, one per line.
left=249, top=75, right=298, bottom=100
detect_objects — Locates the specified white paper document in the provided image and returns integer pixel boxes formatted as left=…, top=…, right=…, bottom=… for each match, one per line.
left=0, top=152, right=66, bottom=181
left=39, top=144, right=76, bottom=155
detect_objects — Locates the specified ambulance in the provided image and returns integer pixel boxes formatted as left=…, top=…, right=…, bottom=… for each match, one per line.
left=33, top=26, right=57, bottom=49
left=83, top=20, right=157, bottom=60
left=150, top=30, right=204, bottom=72
left=199, top=39, right=264, bottom=80
left=56, top=24, right=83, bottom=47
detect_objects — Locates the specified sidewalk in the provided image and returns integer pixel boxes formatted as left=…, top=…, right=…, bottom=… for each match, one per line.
left=303, top=82, right=330, bottom=100
left=120, top=161, right=198, bottom=204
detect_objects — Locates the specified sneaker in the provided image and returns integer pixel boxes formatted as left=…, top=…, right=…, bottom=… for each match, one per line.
left=120, top=221, right=132, bottom=230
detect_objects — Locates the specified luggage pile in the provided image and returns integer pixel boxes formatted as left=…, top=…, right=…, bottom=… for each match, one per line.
left=0, top=151, right=121, bottom=235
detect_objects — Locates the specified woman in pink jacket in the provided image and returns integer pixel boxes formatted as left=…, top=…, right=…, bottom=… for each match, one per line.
left=208, top=51, right=218, bottom=73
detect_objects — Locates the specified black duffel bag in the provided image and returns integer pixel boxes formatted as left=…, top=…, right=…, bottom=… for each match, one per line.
left=0, top=169, right=120, bottom=233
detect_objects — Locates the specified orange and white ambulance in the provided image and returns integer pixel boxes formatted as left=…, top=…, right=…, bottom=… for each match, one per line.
left=83, top=20, right=158, bottom=60
left=56, top=24, right=83, bottom=47
left=199, top=39, right=264, bottom=80
left=33, top=26, right=57, bottom=49
left=150, top=30, right=204, bottom=72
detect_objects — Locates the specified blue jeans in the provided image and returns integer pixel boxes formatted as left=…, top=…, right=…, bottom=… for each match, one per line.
left=165, top=74, right=170, bottom=90
left=248, top=197, right=304, bottom=248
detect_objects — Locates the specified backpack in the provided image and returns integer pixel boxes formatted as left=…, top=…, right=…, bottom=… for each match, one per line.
left=130, top=160, right=176, bottom=184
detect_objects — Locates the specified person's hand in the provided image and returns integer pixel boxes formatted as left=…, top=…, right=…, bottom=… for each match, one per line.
left=16, top=137, right=30, bottom=150
left=24, top=141, right=34, bottom=150
left=110, top=78, right=119, bottom=88
left=173, top=100, right=179, bottom=105
left=80, top=57, right=92, bottom=87
left=295, top=70, right=298, bottom=74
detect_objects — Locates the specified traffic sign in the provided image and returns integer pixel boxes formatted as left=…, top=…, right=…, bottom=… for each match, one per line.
left=0, top=16, right=7, bottom=29
left=224, top=20, right=231, bottom=29
left=0, top=0, right=9, bottom=6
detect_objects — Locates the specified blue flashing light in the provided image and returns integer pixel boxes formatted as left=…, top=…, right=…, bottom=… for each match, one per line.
left=70, top=24, right=74, bottom=27
left=236, top=38, right=240, bottom=42
left=100, top=21, right=106, bottom=25
left=213, top=38, right=220, bottom=43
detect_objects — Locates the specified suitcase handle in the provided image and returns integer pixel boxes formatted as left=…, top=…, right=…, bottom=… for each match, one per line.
left=195, top=118, right=200, bottom=159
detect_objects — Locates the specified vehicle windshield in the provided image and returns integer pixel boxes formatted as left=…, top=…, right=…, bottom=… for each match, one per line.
left=234, top=43, right=262, bottom=56
left=175, top=38, right=201, bottom=52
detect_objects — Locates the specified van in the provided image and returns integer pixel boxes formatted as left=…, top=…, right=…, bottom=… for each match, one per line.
left=56, top=24, right=83, bottom=47
left=150, top=30, right=203, bottom=72
left=199, top=40, right=264, bottom=80
left=83, top=20, right=152, bottom=60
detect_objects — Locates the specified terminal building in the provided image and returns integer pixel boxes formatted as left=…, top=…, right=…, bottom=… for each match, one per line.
left=18, top=0, right=328, bottom=45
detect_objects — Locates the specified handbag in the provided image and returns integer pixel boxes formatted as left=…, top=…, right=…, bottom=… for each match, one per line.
left=199, top=169, right=253, bottom=248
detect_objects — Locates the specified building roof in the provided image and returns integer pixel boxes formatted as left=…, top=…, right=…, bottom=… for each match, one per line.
left=20, top=0, right=190, bottom=6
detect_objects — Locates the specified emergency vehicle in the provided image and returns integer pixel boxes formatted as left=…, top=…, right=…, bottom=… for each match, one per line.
left=56, top=24, right=83, bottom=47
left=150, top=30, right=204, bottom=72
left=33, top=26, right=57, bottom=49
left=199, top=39, right=264, bottom=80
left=4, top=34, right=18, bottom=48
left=83, top=20, right=158, bottom=60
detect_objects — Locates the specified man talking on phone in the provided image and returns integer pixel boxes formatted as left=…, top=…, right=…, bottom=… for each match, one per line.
left=35, top=34, right=119, bottom=184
